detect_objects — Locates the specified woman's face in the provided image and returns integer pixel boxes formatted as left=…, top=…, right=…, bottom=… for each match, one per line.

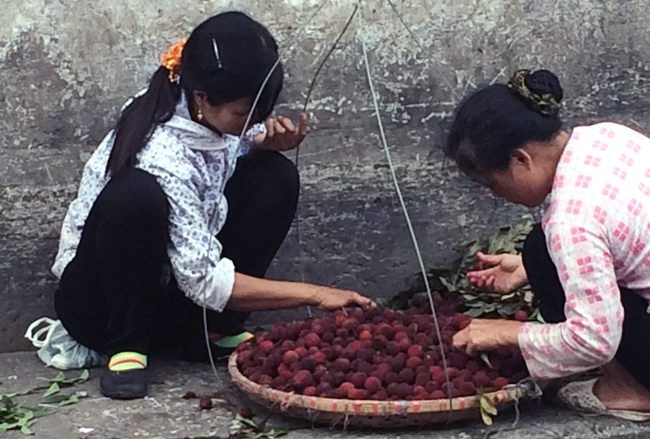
left=193, top=92, right=254, bottom=136
left=487, top=147, right=554, bottom=207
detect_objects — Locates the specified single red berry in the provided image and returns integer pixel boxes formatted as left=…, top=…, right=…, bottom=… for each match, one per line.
left=364, top=376, right=382, bottom=394
left=305, top=333, right=321, bottom=348
left=199, top=397, right=213, bottom=410
left=283, top=350, right=299, bottom=363
left=514, top=310, right=528, bottom=322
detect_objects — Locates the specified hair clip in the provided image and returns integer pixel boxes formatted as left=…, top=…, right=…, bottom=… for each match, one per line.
left=212, top=38, right=223, bottom=69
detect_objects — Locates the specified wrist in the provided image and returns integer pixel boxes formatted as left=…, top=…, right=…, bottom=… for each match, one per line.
left=301, top=283, right=320, bottom=307
left=503, top=321, right=523, bottom=347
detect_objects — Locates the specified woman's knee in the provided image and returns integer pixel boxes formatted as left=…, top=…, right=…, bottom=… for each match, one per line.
left=100, top=168, right=169, bottom=223
left=236, top=150, right=299, bottom=204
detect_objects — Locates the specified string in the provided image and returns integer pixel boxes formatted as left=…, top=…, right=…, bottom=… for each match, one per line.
left=294, top=4, right=359, bottom=318
left=360, top=36, right=453, bottom=413
left=384, top=0, right=457, bottom=98
left=202, top=0, right=334, bottom=383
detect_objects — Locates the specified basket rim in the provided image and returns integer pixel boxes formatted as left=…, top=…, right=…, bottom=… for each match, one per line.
left=228, top=352, right=525, bottom=416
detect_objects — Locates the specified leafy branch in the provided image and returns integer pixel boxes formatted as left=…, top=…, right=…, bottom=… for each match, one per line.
left=389, top=222, right=544, bottom=322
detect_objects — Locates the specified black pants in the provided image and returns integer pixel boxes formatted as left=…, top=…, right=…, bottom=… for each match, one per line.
left=523, top=224, right=650, bottom=390
left=55, top=149, right=299, bottom=359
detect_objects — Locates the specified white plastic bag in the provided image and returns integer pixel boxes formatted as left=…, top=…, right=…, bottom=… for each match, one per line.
left=25, top=317, right=106, bottom=370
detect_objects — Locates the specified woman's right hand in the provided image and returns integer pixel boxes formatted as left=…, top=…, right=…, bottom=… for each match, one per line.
left=466, top=252, right=528, bottom=294
left=312, top=285, right=376, bottom=311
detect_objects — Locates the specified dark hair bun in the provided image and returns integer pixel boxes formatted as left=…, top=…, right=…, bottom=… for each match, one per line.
left=524, top=70, right=563, bottom=102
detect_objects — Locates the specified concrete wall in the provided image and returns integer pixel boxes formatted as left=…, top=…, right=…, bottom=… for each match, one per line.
left=2, top=0, right=650, bottom=352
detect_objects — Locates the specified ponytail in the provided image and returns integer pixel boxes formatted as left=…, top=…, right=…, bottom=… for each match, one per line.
left=106, top=67, right=181, bottom=176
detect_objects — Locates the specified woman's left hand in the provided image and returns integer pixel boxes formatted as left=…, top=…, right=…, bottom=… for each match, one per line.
left=254, top=113, right=310, bottom=151
left=452, top=319, right=523, bottom=355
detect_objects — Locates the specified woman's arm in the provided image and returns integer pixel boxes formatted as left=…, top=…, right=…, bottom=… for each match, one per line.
left=227, top=273, right=374, bottom=311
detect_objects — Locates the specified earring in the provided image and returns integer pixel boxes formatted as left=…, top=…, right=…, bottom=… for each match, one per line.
left=197, top=108, right=203, bottom=122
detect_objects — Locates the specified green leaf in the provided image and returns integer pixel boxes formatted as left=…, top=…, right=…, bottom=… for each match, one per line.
left=500, top=293, right=515, bottom=300
left=466, top=307, right=486, bottom=318
left=42, top=383, right=59, bottom=399
left=50, top=373, right=65, bottom=384
left=480, top=352, right=493, bottom=369
left=480, top=395, right=498, bottom=416
left=20, top=425, right=32, bottom=435
left=480, top=408, right=493, bottom=426
left=235, top=413, right=258, bottom=428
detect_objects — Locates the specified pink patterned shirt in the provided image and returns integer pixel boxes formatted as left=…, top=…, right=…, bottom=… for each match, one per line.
left=518, top=122, right=650, bottom=380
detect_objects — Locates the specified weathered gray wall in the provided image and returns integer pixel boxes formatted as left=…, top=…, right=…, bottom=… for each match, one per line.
left=2, top=0, right=650, bottom=352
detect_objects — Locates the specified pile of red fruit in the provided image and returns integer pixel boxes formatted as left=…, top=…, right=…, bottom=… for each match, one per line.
left=236, top=292, right=527, bottom=401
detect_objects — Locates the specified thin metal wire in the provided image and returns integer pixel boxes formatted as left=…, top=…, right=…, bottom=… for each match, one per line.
left=202, top=0, right=334, bottom=383
left=360, top=37, right=453, bottom=412
left=238, top=0, right=332, bottom=140
left=293, top=4, right=359, bottom=318
left=385, top=0, right=457, bottom=98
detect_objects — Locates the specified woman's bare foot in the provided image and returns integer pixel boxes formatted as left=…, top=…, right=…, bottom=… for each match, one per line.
left=593, top=360, right=650, bottom=411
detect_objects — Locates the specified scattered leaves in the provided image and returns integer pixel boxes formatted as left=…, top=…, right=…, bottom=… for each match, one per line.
left=0, top=370, right=88, bottom=435
left=229, top=413, right=286, bottom=439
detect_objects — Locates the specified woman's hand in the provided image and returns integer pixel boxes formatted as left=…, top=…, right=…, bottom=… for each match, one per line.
left=254, top=113, right=310, bottom=151
left=466, top=252, right=528, bottom=294
left=452, top=319, right=523, bottom=355
left=228, top=273, right=374, bottom=312
left=312, top=285, right=376, bottom=311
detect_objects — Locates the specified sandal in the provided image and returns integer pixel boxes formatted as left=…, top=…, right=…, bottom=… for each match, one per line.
left=557, top=378, right=650, bottom=422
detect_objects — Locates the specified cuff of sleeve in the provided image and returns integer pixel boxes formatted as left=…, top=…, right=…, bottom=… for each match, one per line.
left=201, top=258, right=236, bottom=313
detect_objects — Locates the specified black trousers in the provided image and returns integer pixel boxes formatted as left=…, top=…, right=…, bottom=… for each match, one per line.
left=523, top=224, right=650, bottom=390
left=55, top=149, right=299, bottom=360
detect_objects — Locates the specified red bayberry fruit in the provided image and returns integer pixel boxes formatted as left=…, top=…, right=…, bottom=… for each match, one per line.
left=334, top=357, right=351, bottom=373
left=350, top=372, right=368, bottom=389
left=372, top=390, right=388, bottom=400
left=348, top=388, right=369, bottom=400
left=399, top=368, right=415, bottom=385
left=396, top=383, right=413, bottom=399
left=390, top=355, right=407, bottom=372
left=466, top=360, right=479, bottom=374
left=294, top=370, right=314, bottom=388
left=305, top=333, right=321, bottom=348
left=459, top=381, right=476, bottom=396
left=259, top=340, right=274, bottom=352
left=430, top=390, right=445, bottom=399
left=473, top=371, right=490, bottom=388
left=406, top=356, right=422, bottom=368
left=258, top=375, right=273, bottom=386
left=515, top=310, right=528, bottom=322
left=303, top=386, right=317, bottom=396
left=338, top=382, right=355, bottom=394
left=408, top=345, right=423, bottom=358
left=283, top=350, right=299, bottom=363
left=199, top=397, right=213, bottom=410
left=384, top=372, right=400, bottom=385
left=364, top=376, right=382, bottom=394
left=494, top=377, right=509, bottom=389
left=359, top=330, right=373, bottom=340
left=415, top=372, right=430, bottom=387
left=425, top=381, right=440, bottom=393
left=357, top=347, right=374, bottom=363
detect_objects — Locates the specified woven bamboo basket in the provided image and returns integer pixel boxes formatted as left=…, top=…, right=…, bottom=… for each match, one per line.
left=228, top=353, right=525, bottom=427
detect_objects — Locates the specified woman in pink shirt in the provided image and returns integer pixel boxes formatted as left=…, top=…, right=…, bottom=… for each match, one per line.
left=447, top=69, right=650, bottom=419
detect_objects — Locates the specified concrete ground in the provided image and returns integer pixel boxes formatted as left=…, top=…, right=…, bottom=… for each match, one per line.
left=2, top=352, right=650, bottom=439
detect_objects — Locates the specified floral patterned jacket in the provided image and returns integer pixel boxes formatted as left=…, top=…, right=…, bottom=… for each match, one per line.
left=53, top=92, right=264, bottom=312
